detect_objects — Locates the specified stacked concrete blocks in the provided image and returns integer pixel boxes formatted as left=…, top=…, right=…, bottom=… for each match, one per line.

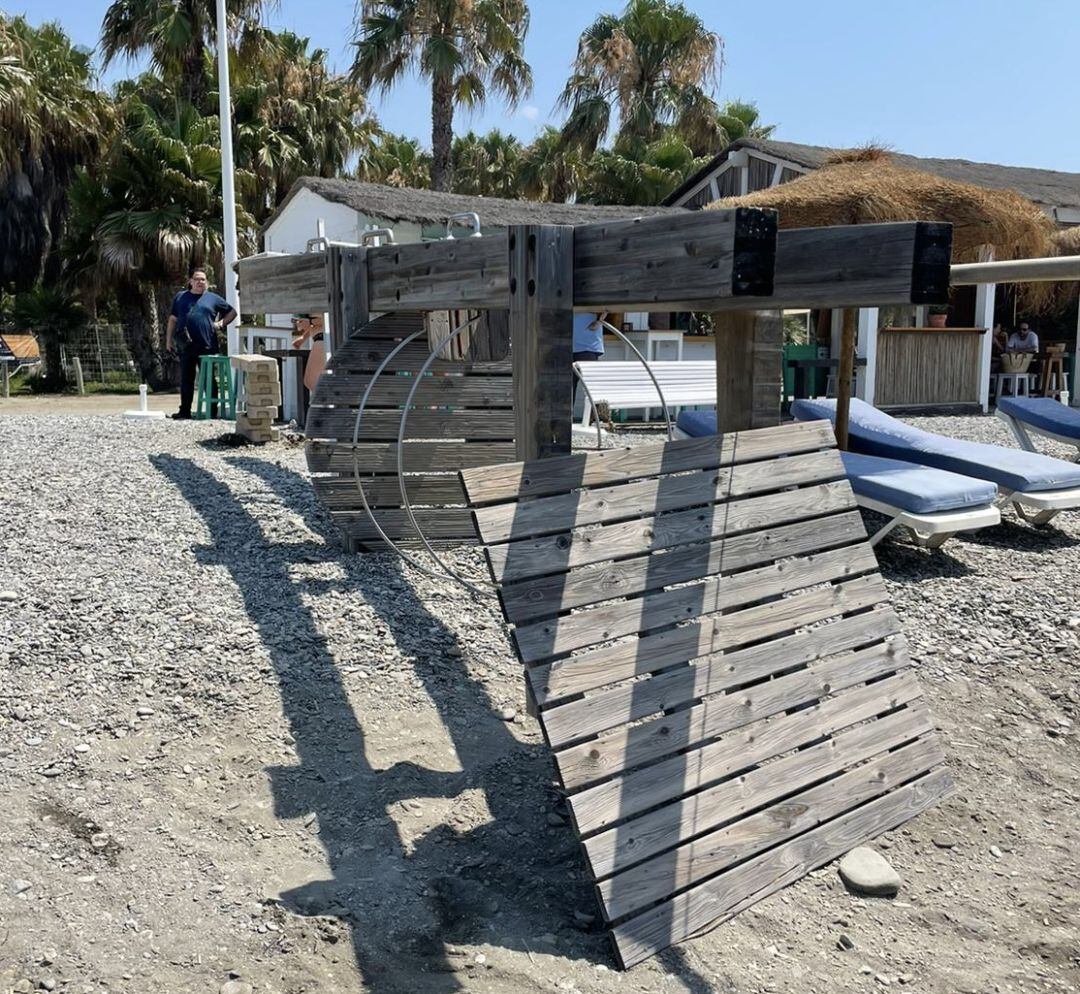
left=230, top=354, right=281, bottom=444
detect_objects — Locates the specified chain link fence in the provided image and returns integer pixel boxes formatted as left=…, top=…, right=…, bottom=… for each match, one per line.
left=60, top=323, right=139, bottom=391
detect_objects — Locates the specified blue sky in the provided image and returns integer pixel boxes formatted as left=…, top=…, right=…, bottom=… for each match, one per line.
left=14, top=0, right=1080, bottom=171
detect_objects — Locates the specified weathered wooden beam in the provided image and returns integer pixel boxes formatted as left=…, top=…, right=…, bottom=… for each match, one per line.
left=571, top=207, right=776, bottom=309
left=339, top=245, right=369, bottom=343
left=835, top=308, right=858, bottom=451
left=367, top=235, right=508, bottom=311
left=509, top=225, right=574, bottom=461
left=235, top=252, right=329, bottom=314
left=714, top=310, right=782, bottom=432
left=763, top=221, right=952, bottom=309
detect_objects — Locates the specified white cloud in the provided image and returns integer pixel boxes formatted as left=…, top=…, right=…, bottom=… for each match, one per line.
left=520, top=105, right=540, bottom=122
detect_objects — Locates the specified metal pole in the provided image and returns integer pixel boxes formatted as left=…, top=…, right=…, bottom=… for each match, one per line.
left=216, top=0, right=240, bottom=356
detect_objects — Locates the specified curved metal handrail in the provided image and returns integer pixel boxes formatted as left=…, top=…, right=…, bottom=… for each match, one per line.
left=594, top=319, right=675, bottom=443
left=349, top=315, right=484, bottom=586
left=396, top=319, right=497, bottom=598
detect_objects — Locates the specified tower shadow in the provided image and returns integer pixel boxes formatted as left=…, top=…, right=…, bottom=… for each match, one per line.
left=151, top=453, right=608, bottom=993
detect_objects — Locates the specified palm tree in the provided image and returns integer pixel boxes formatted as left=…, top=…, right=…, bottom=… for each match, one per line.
left=357, top=131, right=433, bottom=188
left=65, top=85, right=256, bottom=386
left=518, top=126, right=584, bottom=203
left=100, top=0, right=271, bottom=107
left=0, top=16, right=113, bottom=290
left=558, top=0, right=723, bottom=157
left=578, top=131, right=706, bottom=206
left=351, top=0, right=532, bottom=192
left=715, top=99, right=776, bottom=145
left=451, top=129, right=522, bottom=197
left=232, top=30, right=375, bottom=221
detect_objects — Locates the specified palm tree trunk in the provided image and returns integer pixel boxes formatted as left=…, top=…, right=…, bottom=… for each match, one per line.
left=117, top=282, right=166, bottom=389
left=181, top=45, right=207, bottom=108
left=430, top=72, right=455, bottom=192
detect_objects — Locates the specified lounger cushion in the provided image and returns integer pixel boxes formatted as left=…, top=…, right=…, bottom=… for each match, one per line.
left=997, top=396, right=1080, bottom=442
left=791, top=397, right=1080, bottom=493
left=676, top=409, right=720, bottom=438
left=840, top=452, right=996, bottom=515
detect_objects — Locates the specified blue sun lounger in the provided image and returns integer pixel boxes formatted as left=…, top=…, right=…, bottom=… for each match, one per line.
left=791, top=397, right=1080, bottom=526
left=995, top=396, right=1080, bottom=457
left=674, top=410, right=1000, bottom=547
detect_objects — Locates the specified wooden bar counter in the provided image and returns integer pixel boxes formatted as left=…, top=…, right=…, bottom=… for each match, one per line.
left=875, top=327, right=986, bottom=409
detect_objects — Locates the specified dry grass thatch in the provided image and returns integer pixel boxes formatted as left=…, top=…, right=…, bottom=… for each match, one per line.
left=709, top=150, right=1057, bottom=264
left=1052, top=226, right=1080, bottom=256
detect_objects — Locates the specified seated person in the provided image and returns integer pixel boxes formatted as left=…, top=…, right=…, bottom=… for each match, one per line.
left=292, top=314, right=326, bottom=392
left=1007, top=322, right=1039, bottom=353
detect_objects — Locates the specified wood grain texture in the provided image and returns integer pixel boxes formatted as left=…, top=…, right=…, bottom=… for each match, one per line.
left=509, top=224, right=575, bottom=461
left=312, top=473, right=466, bottom=508
left=236, top=252, right=329, bottom=313
left=610, top=767, right=952, bottom=968
left=308, top=441, right=517, bottom=474
left=875, top=328, right=984, bottom=408
left=460, top=419, right=835, bottom=505
left=503, top=509, right=866, bottom=627
left=305, top=406, right=515, bottom=442
left=455, top=421, right=949, bottom=968
left=316, top=371, right=515, bottom=408
left=487, top=480, right=855, bottom=585
left=473, top=448, right=842, bottom=545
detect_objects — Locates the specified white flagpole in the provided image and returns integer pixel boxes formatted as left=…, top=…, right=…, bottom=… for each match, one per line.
left=216, top=0, right=241, bottom=355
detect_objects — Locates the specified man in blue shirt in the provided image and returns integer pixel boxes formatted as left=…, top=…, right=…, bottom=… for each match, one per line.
left=572, top=311, right=606, bottom=362
left=165, top=268, right=237, bottom=419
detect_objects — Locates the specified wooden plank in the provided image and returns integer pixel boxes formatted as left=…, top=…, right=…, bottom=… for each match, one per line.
left=367, top=235, right=509, bottom=311
left=513, top=543, right=878, bottom=662
left=510, top=224, right=575, bottom=461
left=539, top=574, right=890, bottom=741
left=236, top=253, right=329, bottom=314
left=312, top=473, right=467, bottom=508
left=598, top=734, right=944, bottom=921
left=610, top=767, right=952, bottom=968
left=460, top=420, right=835, bottom=505
left=340, top=246, right=369, bottom=343
left=475, top=448, right=841, bottom=546
left=707, top=221, right=954, bottom=311
left=504, top=509, right=865, bottom=627
left=574, top=675, right=926, bottom=845
left=306, top=441, right=517, bottom=474
left=316, top=372, right=514, bottom=408
left=487, top=480, right=855, bottom=586
left=305, top=406, right=515, bottom=442
left=332, top=507, right=477, bottom=540
left=553, top=629, right=906, bottom=788
left=572, top=208, right=776, bottom=308
left=468, top=310, right=511, bottom=362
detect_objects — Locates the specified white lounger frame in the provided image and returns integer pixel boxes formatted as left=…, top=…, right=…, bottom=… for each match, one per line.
left=995, top=486, right=1080, bottom=526
left=857, top=494, right=1001, bottom=549
left=995, top=407, right=1080, bottom=458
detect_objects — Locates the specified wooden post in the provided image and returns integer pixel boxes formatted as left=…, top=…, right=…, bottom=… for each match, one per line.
left=73, top=356, right=85, bottom=396
left=508, top=224, right=574, bottom=461
left=835, top=308, right=858, bottom=451
left=1, top=360, right=9, bottom=399
left=714, top=309, right=782, bottom=433
left=339, top=246, right=369, bottom=343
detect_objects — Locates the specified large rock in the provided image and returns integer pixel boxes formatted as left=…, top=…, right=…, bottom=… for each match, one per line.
left=838, top=847, right=901, bottom=897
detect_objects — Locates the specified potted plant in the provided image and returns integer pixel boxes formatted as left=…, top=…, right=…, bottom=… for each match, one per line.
left=927, top=303, right=950, bottom=328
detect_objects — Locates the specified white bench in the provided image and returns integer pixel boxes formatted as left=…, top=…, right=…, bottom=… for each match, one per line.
left=574, top=360, right=716, bottom=430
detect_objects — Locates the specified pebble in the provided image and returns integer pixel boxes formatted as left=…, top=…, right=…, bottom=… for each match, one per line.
left=838, top=847, right=901, bottom=897
left=546, top=811, right=565, bottom=826
left=837, top=933, right=855, bottom=951
left=90, top=833, right=110, bottom=850
left=135, top=707, right=155, bottom=717
left=219, top=982, right=253, bottom=994
left=989, top=845, right=1003, bottom=859
left=0, top=590, right=17, bottom=602
left=496, top=706, right=517, bottom=722
left=932, top=834, right=959, bottom=849
left=9, top=878, right=32, bottom=895
left=74, top=743, right=91, bottom=753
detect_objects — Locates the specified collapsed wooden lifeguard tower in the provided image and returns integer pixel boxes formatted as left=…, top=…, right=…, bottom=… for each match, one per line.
left=237, top=209, right=954, bottom=967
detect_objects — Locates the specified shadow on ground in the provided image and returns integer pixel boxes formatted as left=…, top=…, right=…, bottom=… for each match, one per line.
left=150, top=454, right=714, bottom=992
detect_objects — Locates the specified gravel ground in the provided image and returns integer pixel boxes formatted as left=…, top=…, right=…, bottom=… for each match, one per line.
left=0, top=410, right=1078, bottom=994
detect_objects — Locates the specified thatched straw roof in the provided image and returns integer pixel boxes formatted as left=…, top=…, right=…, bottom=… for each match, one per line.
left=708, top=148, right=1057, bottom=264
left=262, top=177, right=683, bottom=234
left=1052, top=226, right=1080, bottom=256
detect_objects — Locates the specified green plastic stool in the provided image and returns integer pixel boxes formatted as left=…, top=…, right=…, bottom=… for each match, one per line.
left=195, top=355, right=235, bottom=420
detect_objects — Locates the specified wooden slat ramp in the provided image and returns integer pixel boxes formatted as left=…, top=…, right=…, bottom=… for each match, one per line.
left=305, top=311, right=514, bottom=549
left=459, top=421, right=951, bottom=969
